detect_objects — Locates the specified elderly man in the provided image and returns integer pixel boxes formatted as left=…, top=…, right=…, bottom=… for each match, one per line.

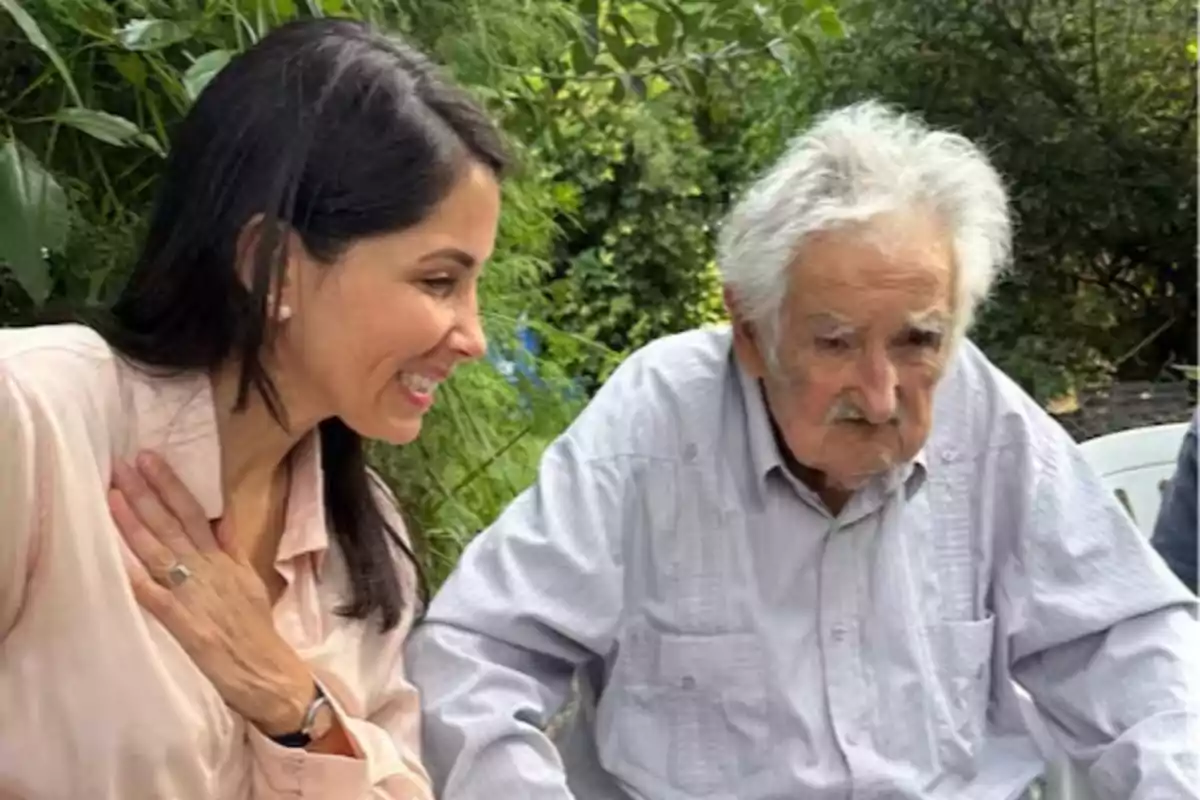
left=406, top=102, right=1199, bottom=799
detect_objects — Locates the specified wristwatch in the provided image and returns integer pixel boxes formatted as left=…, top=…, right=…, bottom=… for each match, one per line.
left=271, top=684, right=334, bottom=748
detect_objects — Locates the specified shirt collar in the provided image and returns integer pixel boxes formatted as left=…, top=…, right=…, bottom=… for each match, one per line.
left=734, top=353, right=786, bottom=486
left=125, top=367, right=331, bottom=572
left=277, top=433, right=331, bottom=571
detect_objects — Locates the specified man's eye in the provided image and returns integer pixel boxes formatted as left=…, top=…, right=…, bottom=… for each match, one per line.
left=815, top=336, right=851, bottom=352
left=901, top=329, right=943, bottom=349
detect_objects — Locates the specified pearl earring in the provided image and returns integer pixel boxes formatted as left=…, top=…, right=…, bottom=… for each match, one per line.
left=278, top=304, right=293, bottom=322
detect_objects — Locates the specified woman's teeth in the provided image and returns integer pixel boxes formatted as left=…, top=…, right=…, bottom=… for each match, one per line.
left=399, top=373, right=438, bottom=394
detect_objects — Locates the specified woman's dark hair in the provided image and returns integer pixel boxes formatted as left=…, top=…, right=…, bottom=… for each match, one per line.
left=99, top=18, right=508, bottom=630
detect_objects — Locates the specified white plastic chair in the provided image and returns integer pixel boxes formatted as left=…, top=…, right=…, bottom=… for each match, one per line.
left=1040, top=421, right=1190, bottom=800
left=1078, top=422, right=1190, bottom=531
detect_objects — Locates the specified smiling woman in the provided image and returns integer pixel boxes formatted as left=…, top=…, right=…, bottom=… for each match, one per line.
left=0, top=17, right=506, bottom=800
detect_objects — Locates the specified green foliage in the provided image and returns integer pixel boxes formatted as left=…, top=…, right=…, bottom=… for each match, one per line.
left=12, top=0, right=1183, bottom=581
left=813, top=0, right=1197, bottom=401
left=0, top=0, right=822, bottom=581
left=0, top=138, right=69, bottom=303
left=498, top=0, right=842, bottom=383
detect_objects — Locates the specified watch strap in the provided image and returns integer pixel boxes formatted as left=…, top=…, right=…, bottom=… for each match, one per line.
left=270, top=685, right=331, bottom=749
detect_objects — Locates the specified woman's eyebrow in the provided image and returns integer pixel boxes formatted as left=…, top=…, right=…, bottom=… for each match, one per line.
left=417, top=248, right=476, bottom=268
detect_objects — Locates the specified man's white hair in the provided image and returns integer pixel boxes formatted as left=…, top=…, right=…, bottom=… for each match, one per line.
left=717, top=100, right=1011, bottom=348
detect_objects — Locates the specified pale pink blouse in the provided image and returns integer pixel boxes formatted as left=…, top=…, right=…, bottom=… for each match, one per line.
left=0, top=324, right=433, bottom=799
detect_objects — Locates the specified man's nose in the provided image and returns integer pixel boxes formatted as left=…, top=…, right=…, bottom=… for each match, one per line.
left=856, top=349, right=899, bottom=424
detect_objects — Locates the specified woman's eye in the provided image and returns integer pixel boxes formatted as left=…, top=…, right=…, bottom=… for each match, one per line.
left=422, top=276, right=457, bottom=295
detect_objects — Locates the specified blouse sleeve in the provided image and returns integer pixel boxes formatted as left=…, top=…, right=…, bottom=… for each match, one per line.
left=245, top=469, right=433, bottom=799
left=0, top=368, right=41, bottom=641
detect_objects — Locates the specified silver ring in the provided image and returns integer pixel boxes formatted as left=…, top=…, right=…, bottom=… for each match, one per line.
left=164, top=562, right=192, bottom=588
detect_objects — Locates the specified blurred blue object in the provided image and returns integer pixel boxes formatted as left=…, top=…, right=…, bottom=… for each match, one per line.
left=487, top=321, right=585, bottom=410
left=487, top=320, right=543, bottom=389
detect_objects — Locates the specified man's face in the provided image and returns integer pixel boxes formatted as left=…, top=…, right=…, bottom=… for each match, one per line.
left=733, top=213, right=955, bottom=494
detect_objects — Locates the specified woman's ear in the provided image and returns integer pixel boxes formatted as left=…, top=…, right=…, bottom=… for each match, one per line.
left=234, top=213, right=268, bottom=291
left=234, top=214, right=299, bottom=324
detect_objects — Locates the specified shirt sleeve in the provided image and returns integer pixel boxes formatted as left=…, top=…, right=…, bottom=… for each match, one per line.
left=246, top=473, right=434, bottom=799
left=996, top=419, right=1200, bottom=800
left=0, top=368, right=40, bottom=640
left=405, top=436, right=632, bottom=800
left=1150, top=413, right=1198, bottom=592
left=245, top=677, right=433, bottom=799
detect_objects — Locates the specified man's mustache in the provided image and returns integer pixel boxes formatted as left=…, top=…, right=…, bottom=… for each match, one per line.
left=825, top=398, right=902, bottom=425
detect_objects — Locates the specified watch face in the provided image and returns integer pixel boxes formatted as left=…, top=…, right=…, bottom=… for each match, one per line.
left=308, top=700, right=335, bottom=741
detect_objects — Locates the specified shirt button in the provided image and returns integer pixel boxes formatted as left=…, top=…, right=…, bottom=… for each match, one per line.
left=830, top=625, right=848, bottom=643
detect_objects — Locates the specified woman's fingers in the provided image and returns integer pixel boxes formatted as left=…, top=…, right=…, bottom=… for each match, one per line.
left=109, top=488, right=183, bottom=602
left=111, top=460, right=197, bottom=556
left=135, top=452, right=219, bottom=551
left=109, top=484, right=178, bottom=573
left=214, top=516, right=247, bottom=564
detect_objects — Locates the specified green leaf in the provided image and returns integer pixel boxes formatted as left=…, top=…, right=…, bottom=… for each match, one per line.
left=781, top=1, right=807, bottom=29
left=736, top=20, right=763, bottom=48
left=183, top=49, right=233, bottom=101
left=106, top=53, right=148, bottom=89
left=0, top=0, right=83, bottom=105
left=816, top=6, right=845, bottom=39
left=51, top=107, right=143, bottom=148
left=767, top=39, right=793, bottom=74
left=135, top=133, right=166, bottom=157
left=609, top=12, right=638, bottom=41
left=0, top=139, right=69, bottom=304
left=627, top=74, right=647, bottom=99
left=570, top=39, right=595, bottom=73
left=603, top=30, right=638, bottom=71
left=272, top=0, right=298, bottom=19
left=115, top=18, right=197, bottom=51
left=579, top=0, right=599, bottom=20
left=609, top=74, right=626, bottom=103
left=793, top=30, right=821, bottom=65
left=655, top=11, right=677, bottom=56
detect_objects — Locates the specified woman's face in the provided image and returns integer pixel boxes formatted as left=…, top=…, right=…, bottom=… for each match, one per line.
left=275, top=161, right=501, bottom=445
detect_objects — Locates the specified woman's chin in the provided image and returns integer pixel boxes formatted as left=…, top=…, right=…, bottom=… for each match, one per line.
left=338, top=411, right=424, bottom=447
left=377, top=419, right=423, bottom=446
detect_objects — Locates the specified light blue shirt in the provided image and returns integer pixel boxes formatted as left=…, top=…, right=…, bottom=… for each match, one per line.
left=406, top=327, right=1199, bottom=800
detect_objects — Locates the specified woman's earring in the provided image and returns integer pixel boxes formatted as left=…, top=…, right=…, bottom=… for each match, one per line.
left=278, top=304, right=293, bottom=322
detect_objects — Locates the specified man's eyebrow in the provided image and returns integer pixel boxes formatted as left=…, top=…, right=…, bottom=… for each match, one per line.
left=417, top=248, right=477, bottom=269
left=805, top=312, right=855, bottom=333
left=905, top=310, right=950, bottom=332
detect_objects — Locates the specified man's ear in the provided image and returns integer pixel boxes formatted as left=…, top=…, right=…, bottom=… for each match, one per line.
left=725, top=286, right=769, bottom=379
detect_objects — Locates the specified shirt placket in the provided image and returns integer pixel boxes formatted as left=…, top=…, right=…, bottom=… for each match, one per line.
left=819, top=516, right=873, bottom=796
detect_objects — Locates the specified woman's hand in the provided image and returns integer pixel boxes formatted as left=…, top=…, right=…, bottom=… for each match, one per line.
left=109, top=452, right=314, bottom=738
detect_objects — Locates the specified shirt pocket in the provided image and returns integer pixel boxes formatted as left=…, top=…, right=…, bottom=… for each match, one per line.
left=598, top=622, right=770, bottom=798
left=923, top=614, right=995, bottom=771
